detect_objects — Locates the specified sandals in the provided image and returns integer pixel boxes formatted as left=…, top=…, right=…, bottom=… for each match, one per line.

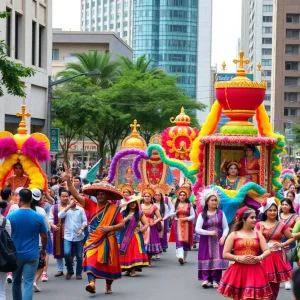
left=105, top=284, right=113, bottom=294
left=85, top=282, right=96, bottom=294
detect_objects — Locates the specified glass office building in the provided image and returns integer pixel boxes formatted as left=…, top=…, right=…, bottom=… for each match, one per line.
left=133, top=0, right=198, bottom=99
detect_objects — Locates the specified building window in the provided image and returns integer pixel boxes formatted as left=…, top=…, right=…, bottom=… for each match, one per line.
left=97, top=25, right=101, bottom=31
left=124, top=2, right=128, bottom=8
left=6, top=8, right=11, bottom=57
left=38, top=25, right=45, bottom=68
left=123, top=21, right=128, bottom=27
left=265, top=94, right=271, bottom=101
left=103, top=25, right=107, bottom=30
left=286, top=44, right=300, bottom=54
left=104, top=16, right=107, bottom=21
left=104, top=6, right=107, bottom=12
left=262, top=59, right=272, bottom=66
left=32, top=21, right=36, bottom=66
left=284, top=108, right=299, bottom=116
left=110, top=14, right=114, bottom=19
left=265, top=105, right=270, bottom=112
left=117, top=22, right=120, bottom=28
left=52, top=49, right=59, bottom=60
left=286, top=29, right=300, bottom=38
left=262, top=48, right=272, bottom=55
left=123, top=30, right=127, bottom=37
left=285, top=77, right=300, bottom=86
left=285, top=92, right=299, bottom=101
left=110, top=24, right=114, bottom=29
left=263, top=5, right=273, bottom=12
left=263, top=26, right=272, bottom=34
left=124, top=11, right=128, bottom=18
left=15, top=13, right=20, bottom=60
left=263, top=16, right=272, bottom=22
left=264, top=70, right=272, bottom=77
left=286, top=14, right=300, bottom=23
left=117, top=3, right=121, bottom=9
left=262, top=38, right=272, bottom=44
left=286, top=62, right=299, bottom=71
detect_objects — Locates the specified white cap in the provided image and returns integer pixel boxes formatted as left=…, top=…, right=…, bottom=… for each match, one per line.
left=14, top=187, right=24, bottom=195
left=31, top=188, right=42, bottom=201
left=259, top=197, right=277, bottom=214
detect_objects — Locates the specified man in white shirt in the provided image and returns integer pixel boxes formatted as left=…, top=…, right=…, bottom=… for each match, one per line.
left=58, top=196, right=87, bottom=280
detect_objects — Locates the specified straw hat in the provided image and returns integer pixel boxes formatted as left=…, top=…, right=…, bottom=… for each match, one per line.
left=120, top=194, right=143, bottom=208
left=120, top=184, right=134, bottom=195
left=82, top=179, right=122, bottom=200
left=176, top=186, right=191, bottom=199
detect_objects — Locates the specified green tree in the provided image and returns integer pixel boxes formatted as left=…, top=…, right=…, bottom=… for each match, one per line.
left=119, top=54, right=165, bottom=77
left=0, top=12, right=35, bottom=97
left=58, top=51, right=121, bottom=88
left=52, top=78, right=102, bottom=163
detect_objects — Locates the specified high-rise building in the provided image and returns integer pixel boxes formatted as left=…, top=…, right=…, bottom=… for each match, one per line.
left=0, top=0, right=52, bottom=133
left=241, top=0, right=273, bottom=116
left=271, top=0, right=300, bottom=132
left=81, top=0, right=133, bottom=47
left=133, top=0, right=212, bottom=123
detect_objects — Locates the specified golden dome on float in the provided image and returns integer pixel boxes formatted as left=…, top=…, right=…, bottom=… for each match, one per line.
left=121, top=120, right=147, bottom=150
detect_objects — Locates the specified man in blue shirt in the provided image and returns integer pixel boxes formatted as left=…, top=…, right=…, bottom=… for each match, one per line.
left=7, top=188, right=48, bottom=300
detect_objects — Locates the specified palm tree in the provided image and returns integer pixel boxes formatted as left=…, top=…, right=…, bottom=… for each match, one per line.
left=119, top=54, right=166, bottom=77
left=58, top=51, right=121, bottom=88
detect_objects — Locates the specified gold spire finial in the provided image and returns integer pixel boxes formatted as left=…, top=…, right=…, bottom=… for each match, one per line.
left=180, top=107, right=185, bottom=114
left=130, top=120, right=140, bottom=137
left=233, top=50, right=250, bottom=77
left=257, top=62, right=262, bottom=71
left=222, top=61, right=226, bottom=71
left=16, top=105, right=31, bottom=134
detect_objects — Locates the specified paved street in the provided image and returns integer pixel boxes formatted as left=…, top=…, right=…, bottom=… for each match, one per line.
left=6, top=245, right=293, bottom=300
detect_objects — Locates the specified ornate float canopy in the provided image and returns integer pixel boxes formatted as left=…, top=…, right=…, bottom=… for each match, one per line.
left=161, top=107, right=199, bottom=160
left=121, top=119, right=147, bottom=150
left=0, top=105, right=51, bottom=190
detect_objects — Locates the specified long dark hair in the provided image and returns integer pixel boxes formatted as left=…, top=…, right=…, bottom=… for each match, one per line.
left=260, top=204, right=279, bottom=221
left=201, top=195, right=218, bottom=221
left=233, top=208, right=256, bottom=231
left=174, top=195, right=190, bottom=211
left=287, top=191, right=296, bottom=200
left=31, top=199, right=41, bottom=211
left=154, top=193, right=165, bottom=218
left=122, top=202, right=140, bottom=222
left=280, top=198, right=296, bottom=214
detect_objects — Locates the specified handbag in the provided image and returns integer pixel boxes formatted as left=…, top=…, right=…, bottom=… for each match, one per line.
left=156, top=221, right=163, bottom=232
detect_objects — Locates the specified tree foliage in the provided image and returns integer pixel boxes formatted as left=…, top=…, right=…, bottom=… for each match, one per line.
left=0, top=12, right=35, bottom=97
left=52, top=52, right=207, bottom=170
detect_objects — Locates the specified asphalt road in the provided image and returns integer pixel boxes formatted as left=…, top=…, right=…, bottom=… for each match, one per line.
left=6, top=244, right=294, bottom=300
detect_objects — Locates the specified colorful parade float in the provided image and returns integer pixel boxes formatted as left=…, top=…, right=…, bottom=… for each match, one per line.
left=108, top=51, right=285, bottom=223
left=0, top=105, right=51, bottom=192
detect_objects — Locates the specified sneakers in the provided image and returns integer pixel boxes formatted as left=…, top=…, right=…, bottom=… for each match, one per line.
left=41, top=273, right=48, bottom=282
left=155, top=254, right=161, bottom=259
left=33, top=282, right=41, bottom=292
left=7, top=272, right=12, bottom=284
left=202, top=280, right=209, bottom=288
left=213, top=281, right=219, bottom=288
left=285, top=281, right=292, bottom=290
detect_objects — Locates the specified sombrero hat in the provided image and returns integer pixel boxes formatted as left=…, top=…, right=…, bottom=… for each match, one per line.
left=82, top=179, right=122, bottom=200
left=120, top=194, right=143, bottom=208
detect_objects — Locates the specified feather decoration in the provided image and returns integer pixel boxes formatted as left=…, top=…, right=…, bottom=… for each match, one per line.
left=0, top=138, right=18, bottom=159
left=21, top=137, right=51, bottom=162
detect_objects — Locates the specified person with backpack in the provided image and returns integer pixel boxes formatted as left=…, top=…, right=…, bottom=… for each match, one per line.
left=7, top=188, right=48, bottom=300
left=0, top=200, right=13, bottom=300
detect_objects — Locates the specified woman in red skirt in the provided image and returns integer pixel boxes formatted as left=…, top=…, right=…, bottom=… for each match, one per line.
left=218, top=207, right=272, bottom=300
left=256, top=197, right=294, bottom=300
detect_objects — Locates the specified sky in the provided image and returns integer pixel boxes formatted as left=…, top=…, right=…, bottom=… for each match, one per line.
left=52, top=0, right=242, bottom=72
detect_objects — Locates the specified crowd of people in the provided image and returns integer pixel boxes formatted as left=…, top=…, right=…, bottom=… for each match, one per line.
left=2, top=162, right=300, bottom=300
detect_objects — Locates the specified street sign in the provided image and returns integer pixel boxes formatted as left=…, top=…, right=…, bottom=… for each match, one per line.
left=286, top=134, right=296, bottom=141
left=50, top=128, right=59, bottom=152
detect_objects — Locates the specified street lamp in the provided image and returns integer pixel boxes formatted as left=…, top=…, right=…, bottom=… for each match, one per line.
left=47, top=70, right=101, bottom=175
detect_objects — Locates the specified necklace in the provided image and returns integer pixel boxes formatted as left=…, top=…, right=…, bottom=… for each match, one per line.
left=96, top=203, right=110, bottom=224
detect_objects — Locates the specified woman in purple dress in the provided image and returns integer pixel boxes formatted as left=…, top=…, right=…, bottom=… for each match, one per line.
left=195, top=188, right=229, bottom=288
left=154, top=189, right=170, bottom=257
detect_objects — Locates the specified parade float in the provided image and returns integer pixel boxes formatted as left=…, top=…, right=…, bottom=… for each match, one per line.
left=108, top=50, right=285, bottom=223
left=0, top=105, right=51, bottom=191
left=110, top=120, right=172, bottom=194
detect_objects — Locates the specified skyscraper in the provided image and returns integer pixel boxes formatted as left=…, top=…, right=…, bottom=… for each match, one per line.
left=81, top=0, right=134, bottom=47
left=133, top=0, right=212, bottom=123
left=271, top=0, right=300, bottom=132
left=241, top=0, right=273, bottom=116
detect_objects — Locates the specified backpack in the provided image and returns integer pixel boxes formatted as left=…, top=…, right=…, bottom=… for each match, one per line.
left=0, top=218, right=18, bottom=272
